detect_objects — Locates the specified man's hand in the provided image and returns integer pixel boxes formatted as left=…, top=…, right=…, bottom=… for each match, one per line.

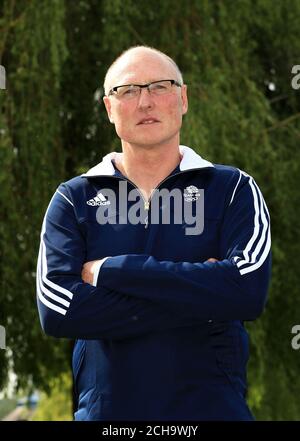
left=81, top=260, right=103, bottom=285
left=206, top=258, right=218, bottom=263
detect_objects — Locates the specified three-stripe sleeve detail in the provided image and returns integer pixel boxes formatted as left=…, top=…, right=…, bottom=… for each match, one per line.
left=37, top=190, right=74, bottom=315
left=233, top=171, right=271, bottom=275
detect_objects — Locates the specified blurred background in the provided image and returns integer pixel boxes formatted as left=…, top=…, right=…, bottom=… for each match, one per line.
left=0, top=0, right=300, bottom=421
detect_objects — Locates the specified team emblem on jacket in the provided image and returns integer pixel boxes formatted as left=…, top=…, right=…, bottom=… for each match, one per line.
left=86, top=193, right=110, bottom=206
left=183, top=185, right=201, bottom=202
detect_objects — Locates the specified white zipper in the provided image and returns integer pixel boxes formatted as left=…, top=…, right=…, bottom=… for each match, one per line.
left=141, top=171, right=185, bottom=228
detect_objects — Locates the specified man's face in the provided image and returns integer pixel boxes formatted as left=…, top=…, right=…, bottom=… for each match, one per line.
left=103, top=51, right=188, bottom=148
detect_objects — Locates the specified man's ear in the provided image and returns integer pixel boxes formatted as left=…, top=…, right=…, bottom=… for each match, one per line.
left=103, top=96, right=114, bottom=123
left=181, top=84, right=188, bottom=115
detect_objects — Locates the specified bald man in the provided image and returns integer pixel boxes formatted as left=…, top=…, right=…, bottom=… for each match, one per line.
left=37, top=46, right=271, bottom=421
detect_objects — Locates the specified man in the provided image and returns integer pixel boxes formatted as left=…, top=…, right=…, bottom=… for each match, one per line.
left=37, top=46, right=271, bottom=421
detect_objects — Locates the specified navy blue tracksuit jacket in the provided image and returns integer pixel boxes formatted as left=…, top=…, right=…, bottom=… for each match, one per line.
left=36, top=145, right=271, bottom=420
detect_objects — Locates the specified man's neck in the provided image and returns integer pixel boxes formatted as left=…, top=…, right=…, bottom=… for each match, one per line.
left=115, top=142, right=182, bottom=200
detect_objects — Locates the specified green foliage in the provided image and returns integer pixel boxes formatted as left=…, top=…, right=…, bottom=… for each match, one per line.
left=1, top=0, right=300, bottom=420
left=0, top=0, right=69, bottom=391
left=32, top=372, right=73, bottom=421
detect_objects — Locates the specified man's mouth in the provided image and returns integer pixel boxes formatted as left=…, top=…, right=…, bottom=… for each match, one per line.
left=137, top=118, right=160, bottom=125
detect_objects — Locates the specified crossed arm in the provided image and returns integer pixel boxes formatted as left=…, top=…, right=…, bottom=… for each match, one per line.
left=81, top=258, right=219, bottom=285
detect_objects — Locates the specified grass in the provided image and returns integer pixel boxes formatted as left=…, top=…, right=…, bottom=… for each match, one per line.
left=0, top=398, right=17, bottom=420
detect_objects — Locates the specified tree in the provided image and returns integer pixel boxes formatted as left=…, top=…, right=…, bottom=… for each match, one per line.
left=1, top=0, right=300, bottom=420
left=0, top=0, right=70, bottom=392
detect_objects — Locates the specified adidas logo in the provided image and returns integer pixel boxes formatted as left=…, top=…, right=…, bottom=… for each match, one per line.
left=86, top=193, right=110, bottom=206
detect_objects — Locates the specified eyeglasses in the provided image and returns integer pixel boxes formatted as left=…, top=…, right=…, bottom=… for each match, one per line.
left=107, top=79, right=182, bottom=100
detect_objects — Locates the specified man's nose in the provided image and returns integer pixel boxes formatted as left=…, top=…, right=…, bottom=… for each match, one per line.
left=137, top=87, right=154, bottom=109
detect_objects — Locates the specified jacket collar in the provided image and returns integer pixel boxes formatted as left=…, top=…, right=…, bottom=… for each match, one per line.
left=81, top=145, right=214, bottom=178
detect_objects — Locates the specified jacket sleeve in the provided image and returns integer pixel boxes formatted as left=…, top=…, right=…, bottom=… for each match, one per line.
left=36, top=184, right=203, bottom=340
left=98, top=171, right=271, bottom=321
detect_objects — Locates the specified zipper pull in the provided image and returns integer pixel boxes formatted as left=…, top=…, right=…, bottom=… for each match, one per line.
left=144, top=200, right=150, bottom=228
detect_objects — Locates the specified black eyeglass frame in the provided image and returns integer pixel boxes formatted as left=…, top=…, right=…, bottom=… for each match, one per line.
left=107, top=79, right=182, bottom=97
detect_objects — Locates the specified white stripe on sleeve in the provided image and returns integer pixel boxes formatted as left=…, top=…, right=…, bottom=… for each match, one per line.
left=234, top=172, right=271, bottom=275
left=36, top=245, right=67, bottom=315
left=56, top=189, right=74, bottom=207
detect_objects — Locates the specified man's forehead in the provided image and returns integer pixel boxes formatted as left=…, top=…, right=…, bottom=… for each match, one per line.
left=113, top=72, right=169, bottom=85
left=109, top=52, right=177, bottom=86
